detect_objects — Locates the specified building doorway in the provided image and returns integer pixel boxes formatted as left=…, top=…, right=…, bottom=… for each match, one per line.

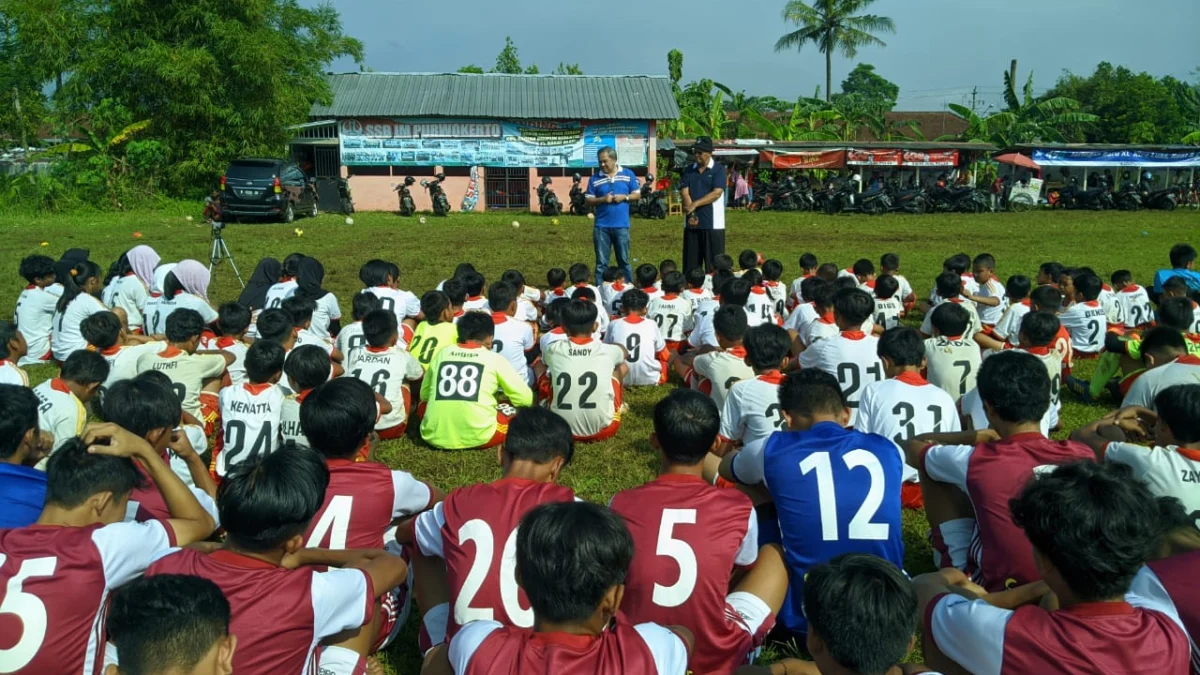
left=485, top=168, right=529, bottom=210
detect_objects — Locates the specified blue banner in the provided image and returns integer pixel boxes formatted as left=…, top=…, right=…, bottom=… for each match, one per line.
left=1031, top=148, right=1200, bottom=168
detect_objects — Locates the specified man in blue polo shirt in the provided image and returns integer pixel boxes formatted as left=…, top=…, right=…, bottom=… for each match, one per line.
left=681, top=136, right=728, bottom=274
left=585, top=146, right=641, bottom=284
left=0, top=385, right=52, bottom=528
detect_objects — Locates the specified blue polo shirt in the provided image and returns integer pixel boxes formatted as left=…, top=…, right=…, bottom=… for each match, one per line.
left=1153, top=268, right=1200, bottom=294
left=586, top=167, right=639, bottom=229
left=0, top=463, right=47, bottom=528
left=681, top=159, right=727, bottom=230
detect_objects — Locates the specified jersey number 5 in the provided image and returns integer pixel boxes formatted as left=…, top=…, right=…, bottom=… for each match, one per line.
left=652, top=509, right=698, bottom=608
left=0, top=554, right=57, bottom=670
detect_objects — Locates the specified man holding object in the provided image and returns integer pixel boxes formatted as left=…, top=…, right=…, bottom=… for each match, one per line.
left=681, top=137, right=727, bottom=274
left=586, top=146, right=640, bottom=284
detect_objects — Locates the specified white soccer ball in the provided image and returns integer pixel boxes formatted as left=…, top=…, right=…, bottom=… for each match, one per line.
left=587, top=213, right=595, bottom=220
left=511, top=220, right=520, bottom=229
left=345, top=217, right=354, bottom=226
left=419, top=216, right=427, bottom=224
left=185, top=216, right=193, bottom=222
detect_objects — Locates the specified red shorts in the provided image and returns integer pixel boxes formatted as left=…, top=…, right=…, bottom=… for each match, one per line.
left=480, top=404, right=518, bottom=449
left=376, top=386, right=414, bottom=442
left=665, top=339, right=684, bottom=353
left=198, top=392, right=220, bottom=438
left=901, top=482, right=924, bottom=510
left=572, top=379, right=623, bottom=443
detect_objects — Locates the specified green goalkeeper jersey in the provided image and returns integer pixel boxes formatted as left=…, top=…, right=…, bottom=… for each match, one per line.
left=420, top=342, right=533, bottom=450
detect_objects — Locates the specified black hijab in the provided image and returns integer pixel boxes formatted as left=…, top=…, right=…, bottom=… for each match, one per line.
left=54, top=248, right=90, bottom=285
left=294, top=256, right=328, bottom=302
left=238, top=257, right=281, bottom=310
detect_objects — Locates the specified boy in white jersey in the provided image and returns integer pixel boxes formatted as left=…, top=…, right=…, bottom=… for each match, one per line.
left=607, top=289, right=669, bottom=386
left=872, top=275, right=904, bottom=334
left=486, top=281, right=537, bottom=386
left=690, top=268, right=728, bottom=329
left=80, top=311, right=162, bottom=389
left=797, top=287, right=884, bottom=425
left=879, top=252, right=916, bottom=313
left=992, top=275, right=1033, bottom=348
left=279, top=345, right=331, bottom=449
left=14, top=254, right=60, bottom=364
left=460, top=271, right=490, bottom=312
left=543, top=299, right=628, bottom=441
left=690, top=278, right=757, bottom=351
left=567, top=263, right=602, bottom=304
left=1010, top=311, right=1065, bottom=429
left=647, top=271, right=694, bottom=351
left=571, top=286, right=609, bottom=339
left=923, top=302, right=981, bottom=403
left=682, top=266, right=714, bottom=307
left=543, top=267, right=571, bottom=305
left=136, top=308, right=234, bottom=436
left=263, top=252, right=302, bottom=309
left=855, top=326, right=959, bottom=503
left=33, top=350, right=109, bottom=452
left=500, top=269, right=541, bottom=324
left=920, top=272, right=982, bottom=338
left=964, top=253, right=1006, bottom=328
left=1058, top=273, right=1108, bottom=356
left=787, top=252, right=819, bottom=310
left=1111, top=269, right=1155, bottom=330
left=743, top=269, right=782, bottom=328
left=784, top=275, right=825, bottom=336
left=360, top=258, right=422, bottom=327
left=216, top=340, right=285, bottom=479
left=926, top=253, right=979, bottom=308
left=599, top=267, right=631, bottom=318
left=680, top=305, right=755, bottom=409
left=635, top=263, right=664, bottom=303
left=208, top=302, right=253, bottom=387
left=761, top=259, right=789, bottom=320
left=797, top=282, right=839, bottom=349
left=717, top=323, right=791, bottom=451
left=349, top=309, right=422, bottom=440
left=336, top=292, right=383, bottom=369
left=0, top=321, right=29, bottom=386
left=284, top=297, right=341, bottom=361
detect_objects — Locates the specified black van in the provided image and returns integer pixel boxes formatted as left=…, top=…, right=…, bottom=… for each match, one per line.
left=220, top=159, right=318, bottom=223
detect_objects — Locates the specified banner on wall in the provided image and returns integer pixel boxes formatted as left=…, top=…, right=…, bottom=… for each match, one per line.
left=1031, top=148, right=1200, bottom=168
left=759, top=149, right=846, bottom=169
left=901, top=150, right=959, bottom=167
left=846, top=148, right=901, bottom=166
left=338, top=118, right=649, bottom=168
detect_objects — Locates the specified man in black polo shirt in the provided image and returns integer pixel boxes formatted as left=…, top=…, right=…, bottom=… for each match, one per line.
left=680, top=137, right=727, bottom=274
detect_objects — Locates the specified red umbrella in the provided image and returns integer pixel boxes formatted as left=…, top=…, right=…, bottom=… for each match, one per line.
left=993, top=153, right=1040, bottom=171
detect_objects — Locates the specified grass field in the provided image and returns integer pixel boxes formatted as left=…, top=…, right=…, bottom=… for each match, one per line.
left=3, top=205, right=1196, bottom=672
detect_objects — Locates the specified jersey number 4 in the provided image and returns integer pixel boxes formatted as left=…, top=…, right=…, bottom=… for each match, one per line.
left=799, top=451, right=890, bottom=542
left=455, top=519, right=533, bottom=627
left=0, top=554, right=57, bottom=670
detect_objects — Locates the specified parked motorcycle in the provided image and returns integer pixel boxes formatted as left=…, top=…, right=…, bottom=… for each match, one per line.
left=884, top=179, right=927, bottom=214
left=1114, top=180, right=1142, bottom=211
left=1139, top=180, right=1179, bottom=210
left=568, top=173, right=590, bottom=216
left=537, top=176, right=563, bottom=216
left=927, top=183, right=988, bottom=213
left=825, top=179, right=891, bottom=215
left=394, top=176, right=416, bottom=216
left=420, top=173, right=451, bottom=216
left=629, top=174, right=664, bottom=218
left=1058, top=176, right=1113, bottom=210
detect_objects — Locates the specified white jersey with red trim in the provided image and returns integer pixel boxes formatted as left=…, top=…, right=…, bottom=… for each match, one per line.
left=924, top=336, right=981, bottom=402
left=98, top=341, right=166, bottom=389
left=800, top=314, right=839, bottom=347
left=974, top=277, right=1008, bottom=326
left=217, top=382, right=284, bottom=477
left=264, top=279, right=298, bottom=309
left=309, top=292, right=343, bottom=339
left=50, top=293, right=107, bottom=361
left=688, top=346, right=754, bottom=409
left=929, top=274, right=980, bottom=304
left=136, top=346, right=227, bottom=420
left=0, top=359, right=29, bottom=386
left=1115, top=284, right=1155, bottom=329
left=33, top=377, right=86, bottom=451
left=364, top=286, right=422, bottom=322
left=543, top=338, right=625, bottom=437
left=889, top=273, right=914, bottom=304
left=144, top=291, right=218, bottom=336
left=855, top=372, right=961, bottom=482
left=797, top=331, right=884, bottom=425
left=1059, top=300, right=1108, bottom=353
left=993, top=300, right=1030, bottom=346
left=784, top=302, right=818, bottom=333
left=647, top=294, right=694, bottom=342
left=347, top=345, right=424, bottom=430
left=15, top=284, right=61, bottom=364
left=279, top=388, right=313, bottom=449
left=745, top=286, right=782, bottom=326
left=691, top=295, right=721, bottom=327
left=295, top=328, right=334, bottom=355
left=873, top=296, right=904, bottom=331
left=600, top=281, right=631, bottom=317
left=719, top=373, right=787, bottom=446
left=462, top=296, right=490, bottom=313
left=636, top=285, right=664, bottom=304
left=919, top=297, right=982, bottom=338
left=606, top=315, right=666, bottom=386
left=488, top=313, right=536, bottom=385
left=763, top=280, right=788, bottom=318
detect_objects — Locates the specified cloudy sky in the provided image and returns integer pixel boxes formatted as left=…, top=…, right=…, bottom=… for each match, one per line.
left=315, top=0, right=1198, bottom=111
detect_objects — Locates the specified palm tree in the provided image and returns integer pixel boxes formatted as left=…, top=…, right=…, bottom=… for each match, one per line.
left=775, top=0, right=895, bottom=103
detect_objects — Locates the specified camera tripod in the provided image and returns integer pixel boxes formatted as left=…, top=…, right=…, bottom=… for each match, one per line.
left=208, top=223, right=245, bottom=289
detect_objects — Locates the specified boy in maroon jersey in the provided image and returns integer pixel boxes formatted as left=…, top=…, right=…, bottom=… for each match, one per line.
left=405, top=406, right=577, bottom=653
left=0, top=425, right=216, bottom=675
left=146, top=443, right=409, bottom=675
left=611, top=388, right=788, bottom=675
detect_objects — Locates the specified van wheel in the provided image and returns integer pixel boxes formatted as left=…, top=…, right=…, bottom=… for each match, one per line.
left=281, top=203, right=295, bottom=224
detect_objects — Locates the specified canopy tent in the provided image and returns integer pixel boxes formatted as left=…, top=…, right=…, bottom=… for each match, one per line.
left=993, top=152, right=1041, bottom=171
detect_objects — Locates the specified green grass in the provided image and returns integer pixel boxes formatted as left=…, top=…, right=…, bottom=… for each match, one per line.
left=4, top=206, right=1195, bottom=673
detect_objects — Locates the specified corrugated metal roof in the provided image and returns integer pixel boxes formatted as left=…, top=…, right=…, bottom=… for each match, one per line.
left=311, top=72, right=680, bottom=120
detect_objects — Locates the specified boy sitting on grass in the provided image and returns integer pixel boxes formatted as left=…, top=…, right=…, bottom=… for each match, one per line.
left=544, top=300, right=628, bottom=442
left=679, top=305, right=755, bottom=409
left=34, top=350, right=109, bottom=453
left=279, top=345, right=332, bottom=449
left=348, top=309, right=419, bottom=441
left=606, top=289, right=669, bottom=387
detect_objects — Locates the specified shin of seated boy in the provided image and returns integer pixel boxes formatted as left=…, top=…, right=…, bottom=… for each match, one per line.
left=350, top=310, right=424, bottom=440
left=216, top=341, right=286, bottom=478
left=607, top=289, right=669, bottom=387
left=545, top=300, right=627, bottom=441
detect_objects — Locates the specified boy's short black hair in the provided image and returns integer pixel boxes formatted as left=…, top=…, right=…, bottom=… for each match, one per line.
left=572, top=286, right=597, bottom=302
left=654, top=388, right=719, bottom=465
left=216, top=302, right=251, bottom=337
left=101, top=379, right=181, bottom=437
left=560, top=300, right=599, bottom=336
left=1020, top=311, right=1060, bottom=347
left=81, top=311, right=122, bottom=350
left=817, top=262, right=839, bottom=281
left=517, top=501, right=633, bottom=624
left=1140, top=326, right=1188, bottom=362
left=451, top=262, right=477, bottom=280
left=834, top=288, right=874, bottom=325
left=742, top=268, right=763, bottom=288
left=244, top=340, right=285, bottom=384
left=165, top=308, right=205, bottom=343
left=19, top=254, right=55, bottom=283
left=685, top=266, right=706, bottom=289
left=635, top=263, right=658, bottom=288
left=780, top=369, right=846, bottom=416
left=1010, top=461, right=1167, bottom=602
left=713, top=304, right=748, bottom=342
left=504, top=407, right=575, bottom=466
left=1156, top=384, right=1200, bottom=443
left=218, top=442, right=329, bottom=552
left=1006, top=274, right=1032, bottom=301
left=1111, top=270, right=1133, bottom=287
left=738, top=249, right=759, bottom=270
left=1029, top=285, right=1064, bottom=312
left=877, top=327, right=923, bottom=367
left=488, top=281, right=518, bottom=312
left=852, top=258, right=874, bottom=278
left=810, top=280, right=837, bottom=311
left=461, top=271, right=486, bottom=297
left=501, top=269, right=527, bottom=289
left=742, top=324, right=790, bottom=370
left=713, top=254, right=734, bottom=272
left=301, top=378, right=375, bottom=458
left=930, top=302, right=970, bottom=337
left=419, top=291, right=449, bottom=323
left=1074, top=274, right=1102, bottom=301
left=442, top=279, right=468, bottom=306
left=281, top=297, right=315, bottom=327
left=568, top=263, right=590, bottom=285
left=281, top=252, right=305, bottom=278
left=722, top=278, right=752, bottom=307
left=803, top=554, right=917, bottom=674
left=285, top=345, right=331, bottom=391
left=1039, top=261, right=1065, bottom=282
left=659, top=259, right=677, bottom=276
left=1158, top=297, right=1194, bottom=332
left=711, top=269, right=735, bottom=297
left=1169, top=243, right=1197, bottom=269
left=621, top=288, right=649, bottom=312
left=944, top=253, right=970, bottom=275
left=353, top=291, right=384, bottom=321
left=256, top=308, right=294, bottom=344
left=833, top=276, right=858, bottom=291
left=1163, top=276, right=1190, bottom=295
left=762, top=259, right=783, bottom=282
left=800, top=252, right=819, bottom=270
left=358, top=259, right=392, bottom=287
left=134, top=369, right=175, bottom=394
left=602, top=267, right=621, bottom=283
left=977, top=350, right=1049, bottom=423
left=0, top=385, right=40, bottom=460
left=45, top=438, right=145, bottom=507
left=363, top=309, right=398, bottom=348
left=0, top=321, right=17, bottom=359
left=874, top=274, right=899, bottom=300
left=61, top=349, right=110, bottom=386
left=546, top=267, right=567, bottom=288
left=800, top=276, right=825, bottom=304
left=107, top=575, right=231, bottom=675
left=456, top=311, right=494, bottom=343
left=879, top=253, right=899, bottom=271
left=660, top=271, right=685, bottom=294
left=935, top=271, right=963, bottom=300
left=973, top=253, right=996, bottom=270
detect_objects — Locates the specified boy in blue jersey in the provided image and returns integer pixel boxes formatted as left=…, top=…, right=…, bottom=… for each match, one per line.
left=718, top=369, right=905, bottom=636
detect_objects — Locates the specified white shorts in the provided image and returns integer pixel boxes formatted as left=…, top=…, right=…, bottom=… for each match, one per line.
left=929, top=517, right=976, bottom=572
left=316, top=645, right=364, bottom=675
left=726, top=591, right=773, bottom=637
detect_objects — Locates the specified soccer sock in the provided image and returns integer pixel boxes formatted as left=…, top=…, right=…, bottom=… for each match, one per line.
left=419, top=602, right=450, bottom=655
left=1089, top=352, right=1122, bottom=398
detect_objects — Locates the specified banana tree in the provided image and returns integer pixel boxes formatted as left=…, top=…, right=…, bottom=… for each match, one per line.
left=742, top=98, right=842, bottom=141
left=40, top=105, right=151, bottom=208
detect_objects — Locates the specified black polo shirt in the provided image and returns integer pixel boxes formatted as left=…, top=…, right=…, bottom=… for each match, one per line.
left=680, top=159, right=727, bottom=230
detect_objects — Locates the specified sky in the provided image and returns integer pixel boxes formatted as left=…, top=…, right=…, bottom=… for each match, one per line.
left=313, top=0, right=1199, bottom=112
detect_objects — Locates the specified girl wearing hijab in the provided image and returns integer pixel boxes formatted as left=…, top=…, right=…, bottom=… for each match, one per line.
left=147, top=259, right=218, bottom=336
left=264, top=252, right=305, bottom=309
left=103, top=246, right=160, bottom=333
left=238, top=258, right=282, bottom=311
left=50, top=260, right=107, bottom=361
left=294, top=256, right=341, bottom=338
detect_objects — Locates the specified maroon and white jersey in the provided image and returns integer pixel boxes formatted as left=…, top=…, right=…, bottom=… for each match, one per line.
left=1115, top=284, right=1155, bottom=329
left=448, top=618, right=688, bottom=675
left=0, top=520, right=175, bottom=675
left=719, top=372, right=786, bottom=446
left=745, top=286, right=782, bottom=327
left=925, top=593, right=1188, bottom=675
left=1129, top=551, right=1200, bottom=673
left=146, top=548, right=373, bottom=675
left=610, top=474, right=759, bottom=675
left=1058, top=300, right=1107, bottom=354
left=920, top=434, right=1094, bottom=591
left=306, top=459, right=433, bottom=550
left=798, top=331, right=884, bottom=425
left=413, top=479, right=576, bottom=639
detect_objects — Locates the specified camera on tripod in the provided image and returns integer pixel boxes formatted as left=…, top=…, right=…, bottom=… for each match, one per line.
left=211, top=221, right=225, bottom=235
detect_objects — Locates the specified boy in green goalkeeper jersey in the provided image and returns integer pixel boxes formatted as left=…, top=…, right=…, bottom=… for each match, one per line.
left=419, top=311, right=534, bottom=450
left=410, top=290, right=460, bottom=379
